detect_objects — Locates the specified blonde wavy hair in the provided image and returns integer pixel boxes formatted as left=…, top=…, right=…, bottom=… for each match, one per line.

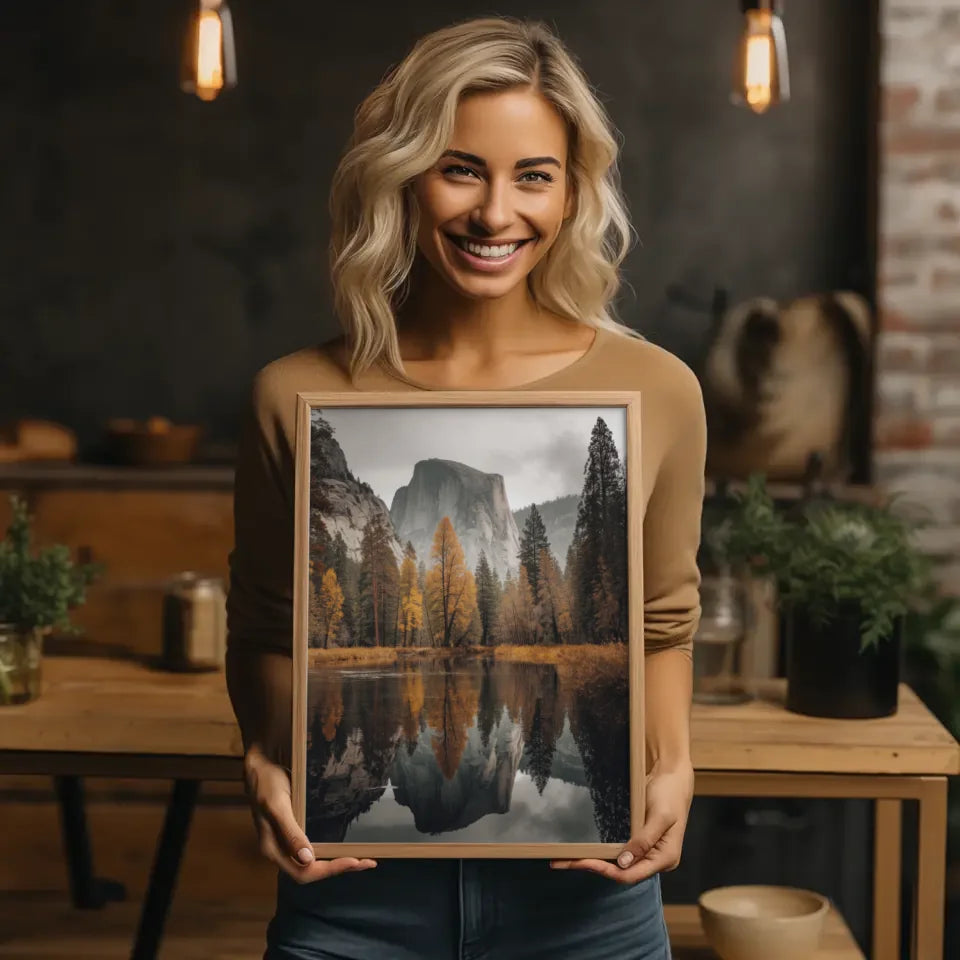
left=329, top=16, right=640, bottom=379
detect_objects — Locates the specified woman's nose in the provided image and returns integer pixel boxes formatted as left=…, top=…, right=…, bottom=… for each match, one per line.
left=471, top=181, right=514, bottom=236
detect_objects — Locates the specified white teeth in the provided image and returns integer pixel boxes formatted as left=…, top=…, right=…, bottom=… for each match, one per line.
left=456, top=238, right=521, bottom=259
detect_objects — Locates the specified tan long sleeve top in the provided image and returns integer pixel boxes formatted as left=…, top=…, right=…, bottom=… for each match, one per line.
left=226, top=326, right=706, bottom=658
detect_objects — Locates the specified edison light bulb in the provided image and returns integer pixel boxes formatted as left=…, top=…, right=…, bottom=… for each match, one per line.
left=195, top=9, right=224, bottom=100
left=744, top=14, right=774, bottom=112
left=732, top=2, right=789, bottom=114
left=181, top=0, right=237, bottom=102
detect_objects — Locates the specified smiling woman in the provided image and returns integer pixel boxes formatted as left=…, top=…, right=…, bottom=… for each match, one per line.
left=227, top=14, right=705, bottom=960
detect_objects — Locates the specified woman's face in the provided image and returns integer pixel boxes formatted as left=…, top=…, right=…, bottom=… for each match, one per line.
left=412, top=86, right=574, bottom=301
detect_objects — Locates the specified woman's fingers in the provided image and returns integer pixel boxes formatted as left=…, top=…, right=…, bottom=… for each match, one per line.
left=260, top=791, right=316, bottom=865
left=245, top=748, right=377, bottom=883
left=255, top=815, right=374, bottom=883
left=549, top=817, right=681, bottom=885
left=615, top=807, right=675, bottom=870
left=549, top=841, right=675, bottom=885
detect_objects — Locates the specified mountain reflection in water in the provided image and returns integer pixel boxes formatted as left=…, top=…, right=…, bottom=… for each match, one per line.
left=305, top=653, right=630, bottom=844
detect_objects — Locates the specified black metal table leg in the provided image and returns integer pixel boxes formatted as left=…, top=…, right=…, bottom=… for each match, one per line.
left=53, top=775, right=126, bottom=908
left=130, top=778, right=201, bottom=960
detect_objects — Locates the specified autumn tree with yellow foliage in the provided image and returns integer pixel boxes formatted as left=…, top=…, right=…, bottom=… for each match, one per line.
left=397, top=544, right=424, bottom=647
left=310, top=567, right=345, bottom=648
left=425, top=516, right=480, bottom=647
left=316, top=567, right=343, bottom=649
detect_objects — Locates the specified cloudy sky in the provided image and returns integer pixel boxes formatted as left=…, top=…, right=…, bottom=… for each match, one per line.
left=313, top=406, right=626, bottom=512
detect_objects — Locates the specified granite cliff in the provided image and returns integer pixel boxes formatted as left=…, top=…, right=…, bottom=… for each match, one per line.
left=310, top=412, right=403, bottom=563
left=390, top=458, right=521, bottom=579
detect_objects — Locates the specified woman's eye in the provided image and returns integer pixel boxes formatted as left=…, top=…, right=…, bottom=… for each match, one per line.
left=518, top=170, right=555, bottom=184
left=442, top=164, right=479, bottom=179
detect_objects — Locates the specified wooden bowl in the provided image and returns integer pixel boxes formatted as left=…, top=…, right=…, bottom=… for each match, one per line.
left=106, top=418, right=203, bottom=466
left=698, top=885, right=829, bottom=960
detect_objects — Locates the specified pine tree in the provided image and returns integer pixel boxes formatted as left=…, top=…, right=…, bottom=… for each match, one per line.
left=518, top=504, right=550, bottom=603
left=331, top=532, right=349, bottom=584
left=474, top=551, right=501, bottom=646
left=358, top=514, right=399, bottom=646
left=308, top=515, right=333, bottom=597
left=572, top=417, right=627, bottom=642
left=591, top=555, right=620, bottom=643
left=517, top=568, right=538, bottom=644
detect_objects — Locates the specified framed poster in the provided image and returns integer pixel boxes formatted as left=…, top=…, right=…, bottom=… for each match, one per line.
left=292, top=391, right=643, bottom=859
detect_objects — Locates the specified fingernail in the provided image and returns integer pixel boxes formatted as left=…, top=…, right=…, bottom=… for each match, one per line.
left=617, top=851, right=634, bottom=868
left=296, top=847, right=315, bottom=864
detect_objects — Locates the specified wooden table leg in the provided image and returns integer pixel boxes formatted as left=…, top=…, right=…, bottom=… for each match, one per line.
left=873, top=798, right=902, bottom=960
left=913, top=777, right=948, bottom=960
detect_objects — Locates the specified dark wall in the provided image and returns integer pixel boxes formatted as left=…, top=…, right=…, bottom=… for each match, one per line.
left=1, top=0, right=873, bottom=456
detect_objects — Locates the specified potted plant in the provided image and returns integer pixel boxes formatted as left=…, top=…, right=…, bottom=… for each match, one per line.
left=707, top=474, right=932, bottom=718
left=0, top=495, right=102, bottom=705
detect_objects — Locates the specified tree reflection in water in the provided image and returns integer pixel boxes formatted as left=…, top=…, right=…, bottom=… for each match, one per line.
left=305, top=651, right=630, bottom=843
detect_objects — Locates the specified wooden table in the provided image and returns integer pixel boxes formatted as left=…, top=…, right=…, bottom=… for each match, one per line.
left=1, top=657, right=957, bottom=959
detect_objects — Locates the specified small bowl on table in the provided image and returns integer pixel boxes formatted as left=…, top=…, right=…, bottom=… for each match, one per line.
left=106, top=417, right=203, bottom=466
left=698, top=885, right=829, bottom=960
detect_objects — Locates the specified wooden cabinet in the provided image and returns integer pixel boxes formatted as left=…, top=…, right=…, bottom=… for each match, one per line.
left=0, top=466, right=234, bottom=657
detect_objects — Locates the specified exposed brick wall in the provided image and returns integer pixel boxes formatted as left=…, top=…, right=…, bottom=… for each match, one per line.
left=876, top=0, right=960, bottom=593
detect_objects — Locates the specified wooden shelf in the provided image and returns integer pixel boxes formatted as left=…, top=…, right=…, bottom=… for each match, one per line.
left=665, top=904, right=865, bottom=959
left=0, top=462, right=235, bottom=490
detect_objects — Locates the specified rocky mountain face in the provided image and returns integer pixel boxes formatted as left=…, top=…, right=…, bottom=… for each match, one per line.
left=513, top=494, right=580, bottom=568
left=310, top=412, right=403, bottom=563
left=390, top=459, right=521, bottom=579
left=311, top=481, right=404, bottom=563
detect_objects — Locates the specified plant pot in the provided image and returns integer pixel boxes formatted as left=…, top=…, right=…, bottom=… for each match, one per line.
left=785, top=604, right=901, bottom=719
left=0, top=623, right=44, bottom=705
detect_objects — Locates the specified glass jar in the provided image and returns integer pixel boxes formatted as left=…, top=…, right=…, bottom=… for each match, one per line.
left=0, top=623, right=44, bottom=705
left=693, top=574, right=752, bottom=705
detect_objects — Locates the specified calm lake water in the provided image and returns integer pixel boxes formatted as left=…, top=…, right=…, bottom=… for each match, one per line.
left=305, top=652, right=630, bottom=844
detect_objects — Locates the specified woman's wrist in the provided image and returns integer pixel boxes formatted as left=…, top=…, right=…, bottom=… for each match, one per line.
left=646, top=749, right=693, bottom=777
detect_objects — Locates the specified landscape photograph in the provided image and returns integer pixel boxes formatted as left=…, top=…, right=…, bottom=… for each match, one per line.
left=302, top=404, right=635, bottom=846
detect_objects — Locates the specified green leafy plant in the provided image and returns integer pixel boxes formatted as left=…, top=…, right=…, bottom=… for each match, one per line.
left=707, top=474, right=933, bottom=649
left=0, top=495, right=102, bottom=633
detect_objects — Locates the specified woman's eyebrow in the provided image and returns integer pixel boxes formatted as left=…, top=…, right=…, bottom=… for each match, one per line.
left=440, top=149, right=562, bottom=169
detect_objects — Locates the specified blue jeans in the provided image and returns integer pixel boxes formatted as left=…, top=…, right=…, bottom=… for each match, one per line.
left=265, top=860, right=671, bottom=959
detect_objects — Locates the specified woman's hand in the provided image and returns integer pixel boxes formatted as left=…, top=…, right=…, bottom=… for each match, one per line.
left=244, top=744, right=377, bottom=884
left=550, top=759, right=694, bottom=884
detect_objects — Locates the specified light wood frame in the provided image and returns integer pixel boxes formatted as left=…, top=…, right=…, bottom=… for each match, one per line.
left=292, top=390, right=644, bottom=858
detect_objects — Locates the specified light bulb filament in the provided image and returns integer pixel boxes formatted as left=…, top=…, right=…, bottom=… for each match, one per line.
left=745, top=32, right=773, bottom=111
left=196, top=10, right=224, bottom=99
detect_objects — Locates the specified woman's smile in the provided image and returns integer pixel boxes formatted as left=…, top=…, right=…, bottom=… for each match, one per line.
left=443, top=233, right=536, bottom=272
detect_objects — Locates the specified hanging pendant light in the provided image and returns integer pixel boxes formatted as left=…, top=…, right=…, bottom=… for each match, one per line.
left=731, top=0, right=789, bottom=114
left=181, top=0, right=237, bottom=102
